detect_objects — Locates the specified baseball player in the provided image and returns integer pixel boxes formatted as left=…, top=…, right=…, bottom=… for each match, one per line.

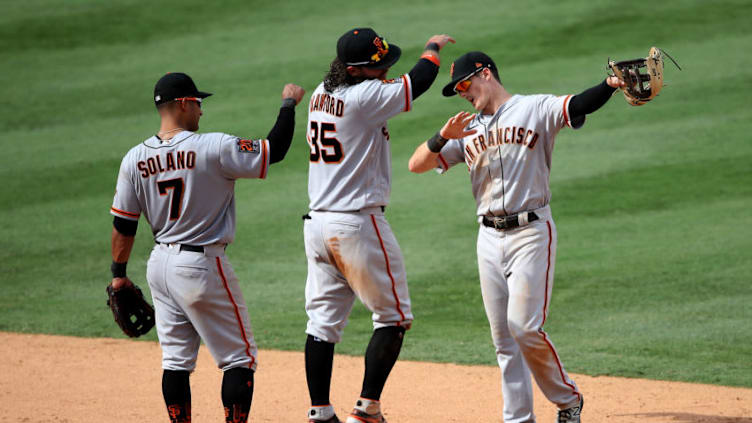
left=407, top=52, right=625, bottom=423
left=303, top=28, right=454, bottom=423
left=109, top=72, right=304, bottom=423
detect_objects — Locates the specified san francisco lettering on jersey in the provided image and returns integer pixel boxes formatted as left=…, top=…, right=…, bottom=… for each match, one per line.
left=309, top=92, right=345, bottom=117
left=137, top=150, right=196, bottom=178
left=464, top=126, right=540, bottom=166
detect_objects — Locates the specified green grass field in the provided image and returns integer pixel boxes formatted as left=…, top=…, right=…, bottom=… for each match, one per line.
left=1, top=0, right=750, bottom=388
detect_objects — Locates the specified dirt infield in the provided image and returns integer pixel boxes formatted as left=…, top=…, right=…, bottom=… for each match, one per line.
left=1, top=332, right=750, bottom=422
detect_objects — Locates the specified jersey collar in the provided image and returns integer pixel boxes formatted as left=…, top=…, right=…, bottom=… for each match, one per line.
left=168, top=130, right=193, bottom=143
left=145, top=131, right=194, bottom=148
left=475, top=95, right=521, bottom=127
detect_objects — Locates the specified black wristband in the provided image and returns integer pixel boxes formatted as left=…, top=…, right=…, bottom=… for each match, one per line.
left=111, top=261, right=127, bottom=278
left=426, top=132, right=448, bottom=153
left=281, top=98, right=296, bottom=108
left=425, top=42, right=440, bottom=52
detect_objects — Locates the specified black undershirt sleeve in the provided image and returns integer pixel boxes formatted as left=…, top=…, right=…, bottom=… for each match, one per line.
left=407, top=58, right=440, bottom=100
left=568, top=79, right=617, bottom=121
left=113, top=216, right=138, bottom=236
left=268, top=99, right=296, bottom=164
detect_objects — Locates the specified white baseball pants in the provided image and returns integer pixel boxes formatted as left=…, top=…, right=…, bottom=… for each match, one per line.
left=476, top=206, right=581, bottom=422
left=147, top=243, right=258, bottom=372
left=304, top=207, right=413, bottom=343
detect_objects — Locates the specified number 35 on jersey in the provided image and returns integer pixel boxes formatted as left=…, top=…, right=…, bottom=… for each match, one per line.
left=308, top=121, right=343, bottom=163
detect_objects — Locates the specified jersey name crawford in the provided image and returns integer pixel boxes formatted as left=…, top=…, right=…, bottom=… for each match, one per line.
left=309, top=92, right=345, bottom=117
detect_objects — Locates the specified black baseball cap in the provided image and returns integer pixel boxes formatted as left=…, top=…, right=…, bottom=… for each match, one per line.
left=337, top=28, right=401, bottom=70
left=153, top=72, right=212, bottom=106
left=442, top=51, right=499, bottom=97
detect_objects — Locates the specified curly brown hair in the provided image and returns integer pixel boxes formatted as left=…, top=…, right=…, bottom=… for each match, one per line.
left=323, top=58, right=360, bottom=92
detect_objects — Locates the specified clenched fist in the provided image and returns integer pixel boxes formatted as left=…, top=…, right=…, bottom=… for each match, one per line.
left=282, top=84, right=306, bottom=105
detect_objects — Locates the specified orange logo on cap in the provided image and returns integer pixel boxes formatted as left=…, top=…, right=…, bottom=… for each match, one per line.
left=475, top=62, right=482, bottom=68
left=371, top=37, right=390, bottom=63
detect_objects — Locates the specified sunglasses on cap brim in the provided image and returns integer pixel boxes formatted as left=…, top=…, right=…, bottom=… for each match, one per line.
left=454, top=66, right=488, bottom=93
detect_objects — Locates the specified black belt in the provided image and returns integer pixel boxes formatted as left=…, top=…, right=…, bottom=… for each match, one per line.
left=179, top=244, right=204, bottom=253
left=482, top=211, right=539, bottom=231
left=303, top=206, right=385, bottom=220
left=157, top=243, right=204, bottom=253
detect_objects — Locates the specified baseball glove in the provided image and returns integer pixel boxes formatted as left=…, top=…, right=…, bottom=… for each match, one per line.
left=106, top=282, right=155, bottom=337
left=608, top=46, right=681, bottom=106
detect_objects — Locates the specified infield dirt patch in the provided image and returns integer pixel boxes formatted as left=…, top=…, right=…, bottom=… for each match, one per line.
left=1, top=332, right=750, bottom=422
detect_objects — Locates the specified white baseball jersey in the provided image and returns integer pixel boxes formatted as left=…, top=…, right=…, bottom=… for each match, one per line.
left=477, top=211, right=581, bottom=419
left=436, top=94, right=580, bottom=216
left=306, top=75, right=412, bottom=211
left=303, top=75, right=415, bottom=343
left=432, top=93, right=584, bottom=420
left=111, top=130, right=270, bottom=244
left=110, top=129, right=269, bottom=373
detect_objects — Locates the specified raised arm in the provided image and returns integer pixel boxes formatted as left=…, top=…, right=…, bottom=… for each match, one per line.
left=407, top=34, right=455, bottom=100
left=408, top=111, right=475, bottom=173
left=567, top=76, right=624, bottom=123
left=268, top=84, right=305, bottom=164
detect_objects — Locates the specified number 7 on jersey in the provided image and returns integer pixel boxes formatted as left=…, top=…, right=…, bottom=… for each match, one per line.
left=157, top=178, right=184, bottom=220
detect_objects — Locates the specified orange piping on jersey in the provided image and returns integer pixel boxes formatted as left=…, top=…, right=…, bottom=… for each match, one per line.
left=538, top=221, right=581, bottom=401
left=437, top=153, right=449, bottom=170
left=401, top=75, right=411, bottom=112
left=420, top=52, right=440, bottom=67
left=110, top=207, right=139, bottom=218
left=370, top=215, right=407, bottom=325
left=260, top=139, right=268, bottom=179
left=216, top=257, right=256, bottom=369
left=562, top=95, right=573, bottom=128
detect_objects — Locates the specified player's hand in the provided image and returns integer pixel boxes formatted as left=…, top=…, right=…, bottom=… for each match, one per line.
left=439, top=111, right=476, bottom=139
left=282, top=84, right=305, bottom=105
left=425, top=34, right=455, bottom=50
left=111, top=276, right=134, bottom=290
left=606, top=75, right=625, bottom=88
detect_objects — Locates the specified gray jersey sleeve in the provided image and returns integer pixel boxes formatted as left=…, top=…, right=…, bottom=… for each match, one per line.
left=435, top=138, right=465, bottom=174
left=536, top=94, right=582, bottom=133
left=111, top=151, right=142, bottom=221
left=218, top=134, right=270, bottom=180
left=357, top=74, right=413, bottom=123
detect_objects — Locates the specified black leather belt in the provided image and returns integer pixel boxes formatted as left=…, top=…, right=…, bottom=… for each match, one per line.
left=482, top=211, right=539, bottom=230
left=303, top=206, right=385, bottom=220
left=157, top=243, right=204, bottom=253
left=179, top=244, right=204, bottom=253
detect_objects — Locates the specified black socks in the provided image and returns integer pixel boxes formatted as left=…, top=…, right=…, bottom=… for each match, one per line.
left=162, top=367, right=253, bottom=423
left=304, top=326, right=406, bottom=406
left=305, top=334, right=336, bottom=406
left=361, top=326, right=406, bottom=400
left=221, top=367, right=254, bottom=423
left=162, top=370, right=191, bottom=423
